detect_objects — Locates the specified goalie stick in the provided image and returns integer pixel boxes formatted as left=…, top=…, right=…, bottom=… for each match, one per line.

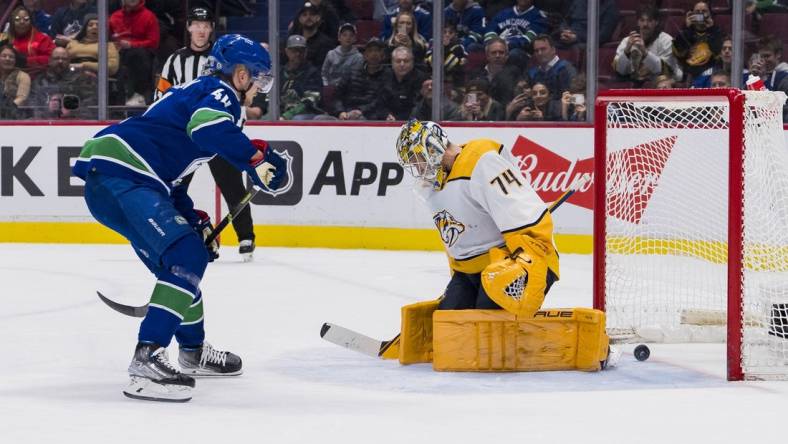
left=321, top=174, right=591, bottom=357
left=97, top=187, right=260, bottom=317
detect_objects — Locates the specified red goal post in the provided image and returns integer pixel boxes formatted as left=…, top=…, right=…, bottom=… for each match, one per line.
left=593, top=88, right=788, bottom=381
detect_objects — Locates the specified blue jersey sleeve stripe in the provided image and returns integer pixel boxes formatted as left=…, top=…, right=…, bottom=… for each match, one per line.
left=186, top=108, right=234, bottom=138
left=189, top=116, right=232, bottom=138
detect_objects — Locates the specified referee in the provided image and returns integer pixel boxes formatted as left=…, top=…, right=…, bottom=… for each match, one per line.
left=155, top=6, right=258, bottom=261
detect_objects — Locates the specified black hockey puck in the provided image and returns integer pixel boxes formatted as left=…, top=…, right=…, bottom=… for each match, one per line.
left=634, top=344, right=650, bottom=361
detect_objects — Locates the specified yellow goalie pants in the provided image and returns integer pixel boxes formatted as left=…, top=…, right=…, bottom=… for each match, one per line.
left=386, top=300, right=609, bottom=372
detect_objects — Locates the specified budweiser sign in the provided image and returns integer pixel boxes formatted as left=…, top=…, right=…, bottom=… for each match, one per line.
left=606, top=135, right=676, bottom=223
left=510, top=135, right=594, bottom=210
left=509, top=135, right=677, bottom=224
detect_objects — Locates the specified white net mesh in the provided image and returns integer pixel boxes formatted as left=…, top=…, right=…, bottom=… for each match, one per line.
left=601, top=90, right=788, bottom=379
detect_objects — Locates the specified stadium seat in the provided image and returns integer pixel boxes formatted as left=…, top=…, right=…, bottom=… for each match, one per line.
left=347, top=0, right=374, bottom=20
left=658, top=0, right=692, bottom=15
left=662, top=14, right=687, bottom=35
left=557, top=47, right=584, bottom=71
left=598, top=46, right=618, bottom=80
left=355, top=20, right=382, bottom=44
left=714, top=14, right=731, bottom=36
left=616, top=0, right=641, bottom=14
left=321, top=85, right=336, bottom=114
left=759, top=14, right=788, bottom=45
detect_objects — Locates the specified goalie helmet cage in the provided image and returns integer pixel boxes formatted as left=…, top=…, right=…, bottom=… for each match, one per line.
left=593, top=88, right=788, bottom=381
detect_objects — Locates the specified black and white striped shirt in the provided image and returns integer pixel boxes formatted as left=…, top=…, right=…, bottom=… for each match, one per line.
left=154, top=46, right=212, bottom=101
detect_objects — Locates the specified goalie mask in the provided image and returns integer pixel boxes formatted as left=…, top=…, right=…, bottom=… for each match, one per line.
left=396, top=119, right=450, bottom=188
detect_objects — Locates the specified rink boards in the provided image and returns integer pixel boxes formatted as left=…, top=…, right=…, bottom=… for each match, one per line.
left=0, top=122, right=785, bottom=253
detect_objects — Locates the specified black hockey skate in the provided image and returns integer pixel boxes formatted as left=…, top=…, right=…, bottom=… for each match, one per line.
left=179, top=341, right=243, bottom=376
left=124, top=342, right=195, bottom=402
left=239, top=239, right=255, bottom=262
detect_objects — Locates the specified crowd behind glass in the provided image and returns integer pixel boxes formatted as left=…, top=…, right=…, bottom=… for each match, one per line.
left=1, top=0, right=786, bottom=122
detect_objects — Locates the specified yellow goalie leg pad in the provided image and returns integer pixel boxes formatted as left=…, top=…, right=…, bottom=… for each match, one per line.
left=432, top=308, right=609, bottom=372
left=396, top=298, right=441, bottom=364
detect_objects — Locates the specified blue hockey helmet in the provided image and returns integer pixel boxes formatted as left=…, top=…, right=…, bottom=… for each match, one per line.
left=203, top=34, right=274, bottom=93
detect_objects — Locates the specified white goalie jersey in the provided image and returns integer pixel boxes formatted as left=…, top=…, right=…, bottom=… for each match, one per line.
left=418, top=138, right=559, bottom=275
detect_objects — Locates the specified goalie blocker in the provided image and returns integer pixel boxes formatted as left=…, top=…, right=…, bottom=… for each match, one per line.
left=383, top=300, right=609, bottom=372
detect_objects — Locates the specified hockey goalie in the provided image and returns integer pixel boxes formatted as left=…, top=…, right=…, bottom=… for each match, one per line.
left=386, top=119, right=610, bottom=372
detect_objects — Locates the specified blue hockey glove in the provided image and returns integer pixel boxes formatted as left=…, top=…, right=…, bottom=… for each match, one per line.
left=250, top=139, right=287, bottom=190
left=193, top=209, right=219, bottom=262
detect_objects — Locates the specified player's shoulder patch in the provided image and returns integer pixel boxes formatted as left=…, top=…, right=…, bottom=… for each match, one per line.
left=447, top=139, right=504, bottom=182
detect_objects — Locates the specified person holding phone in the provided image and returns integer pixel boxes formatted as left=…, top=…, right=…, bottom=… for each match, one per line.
left=380, top=0, right=432, bottom=41
left=459, top=78, right=505, bottom=121
left=385, top=11, right=428, bottom=65
left=560, top=75, right=586, bottom=122
left=613, top=5, right=681, bottom=86
left=672, top=1, right=723, bottom=81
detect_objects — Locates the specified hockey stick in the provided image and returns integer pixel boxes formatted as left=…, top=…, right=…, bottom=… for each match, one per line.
left=97, top=187, right=260, bottom=317
left=321, top=174, right=592, bottom=357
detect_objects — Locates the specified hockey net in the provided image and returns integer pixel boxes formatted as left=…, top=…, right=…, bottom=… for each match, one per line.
left=593, top=89, right=788, bottom=380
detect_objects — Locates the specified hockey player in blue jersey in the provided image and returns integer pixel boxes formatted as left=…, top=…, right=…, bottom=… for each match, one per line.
left=73, top=34, right=286, bottom=402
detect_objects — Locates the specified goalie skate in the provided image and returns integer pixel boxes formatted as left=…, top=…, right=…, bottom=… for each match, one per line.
left=123, top=342, right=195, bottom=402
left=178, top=342, right=243, bottom=376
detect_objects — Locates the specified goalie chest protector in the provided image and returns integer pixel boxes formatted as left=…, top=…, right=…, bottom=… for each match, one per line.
left=421, top=139, right=553, bottom=274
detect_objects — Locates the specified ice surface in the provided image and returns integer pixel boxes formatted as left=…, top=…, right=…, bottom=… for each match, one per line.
left=1, top=245, right=786, bottom=443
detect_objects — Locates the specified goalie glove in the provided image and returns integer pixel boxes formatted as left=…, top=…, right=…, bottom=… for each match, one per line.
left=193, top=209, right=219, bottom=262
left=481, top=235, right=549, bottom=317
left=250, top=139, right=287, bottom=190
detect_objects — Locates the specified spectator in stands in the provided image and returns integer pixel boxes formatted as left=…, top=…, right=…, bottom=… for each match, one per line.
left=322, top=23, right=363, bottom=87
left=471, top=36, right=521, bottom=106
left=517, top=82, right=561, bottom=122
left=291, top=0, right=341, bottom=41
left=504, top=77, right=530, bottom=120
left=0, top=45, right=31, bottom=118
left=410, top=78, right=462, bottom=121
left=382, top=46, right=427, bottom=120
left=719, top=37, right=733, bottom=74
left=692, top=36, right=733, bottom=88
left=67, top=14, right=119, bottom=77
left=613, top=6, right=682, bottom=87
left=527, top=34, right=576, bottom=99
left=672, top=1, right=723, bottom=81
left=755, top=36, right=788, bottom=90
left=709, top=70, right=731, bottom=87
left=653, top=74, right=675, bottom=89
left=382, top=0, right=432, bottom=41
left=482, top=0, right=513, bottom=20
left=459, top=77, right=505, bottom=121
left=555, top=0, right=618, bottom=48
left=49, top=0, right=96, bottom=46
left=5, top=6, right=55, bottom=77
left=386, top=11, right=429, bottom=65
left=777, top=76, right=788, bottom=123
left=444, top=0, right=486, bottom=52
left=143, top=0, right=186, bottom=71
left=109, top=0, right=159, bottom=106
left=30, top=46, right=95, bottom=117
left=560, top=74, right=586, bottom=121
left=485, top=0, right=548, bottom=61
left=425, top=20, right=468, bottom=88
left=22, top=0, right=51, bottom=36
left=280, top=35, right=323, bottom=120
left=291, top=2, right=336, bottom=70
left=333, top=38, right=391, bottom=120
left=750, top=0, right=788, bottom=13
